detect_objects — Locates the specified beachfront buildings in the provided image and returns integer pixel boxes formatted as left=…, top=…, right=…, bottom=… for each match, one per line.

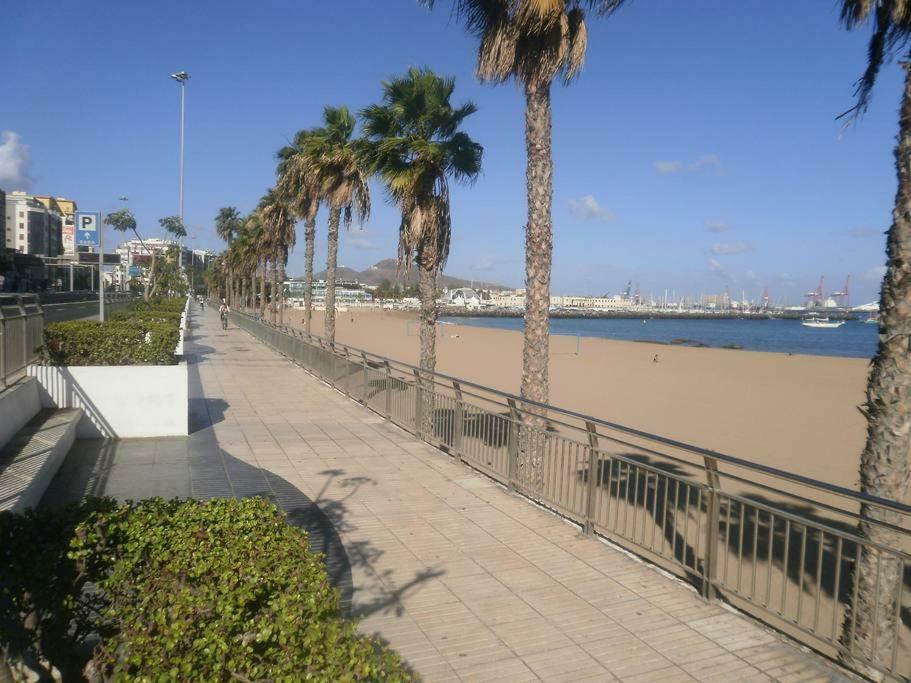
left=488, top=288, right=640, bottom=311
left=284, top=279, right=374, bottom=307
left=2, top=191, right=65, bottom=257
left=113, top=237, right=194, bottom=289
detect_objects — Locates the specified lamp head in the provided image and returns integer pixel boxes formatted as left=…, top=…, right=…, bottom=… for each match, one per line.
left=170, top=71, right=190, bottom=83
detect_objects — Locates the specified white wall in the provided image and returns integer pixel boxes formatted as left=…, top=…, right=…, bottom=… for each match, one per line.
left=0, top=377, right=40, bottom=449
left=28, top=362, right=188, bottom=438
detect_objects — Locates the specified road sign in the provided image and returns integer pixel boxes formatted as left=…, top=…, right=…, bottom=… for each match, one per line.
left=129, top=265, right=141, bottom=277
left=75, top=212, right=100, bottom=246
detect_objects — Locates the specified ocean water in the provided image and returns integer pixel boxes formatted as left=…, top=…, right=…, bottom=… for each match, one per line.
left=441, top=316, right=880, bottom=359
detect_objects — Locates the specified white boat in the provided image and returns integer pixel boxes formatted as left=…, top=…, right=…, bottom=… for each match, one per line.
left=801, top=315, right=844, bottom=329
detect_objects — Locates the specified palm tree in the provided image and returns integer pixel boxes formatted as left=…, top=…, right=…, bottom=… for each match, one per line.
left=259, top=189, right=297, bottom=324
left=424, top=0, right=627, bottom=483
left=277, top=130, right=321, bottom=335
left=301, top=106, right=370, bottom=344
left=838, top=2, right=911, bottom=674
left=105, top=209, right=157, bottom=302
left=215, top=207, right=243, bottom=307
left=362, top=67, right=483, bottom=436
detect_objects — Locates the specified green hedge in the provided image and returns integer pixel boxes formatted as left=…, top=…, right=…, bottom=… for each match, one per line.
left=0, top=497, right=411, bottom=681
left=41, top=298, right=184, bottom=366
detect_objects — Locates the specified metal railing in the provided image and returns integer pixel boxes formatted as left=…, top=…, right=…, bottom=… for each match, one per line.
left=231, top=310, right=911, bottom=679
left=0, top=294, right=44, bottom=390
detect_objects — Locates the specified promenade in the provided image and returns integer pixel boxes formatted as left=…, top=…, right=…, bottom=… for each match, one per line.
left=44, top=306, right=850, bottom=682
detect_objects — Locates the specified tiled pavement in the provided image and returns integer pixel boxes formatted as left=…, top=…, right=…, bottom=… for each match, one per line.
left=43, top=305, right=852, bottom=682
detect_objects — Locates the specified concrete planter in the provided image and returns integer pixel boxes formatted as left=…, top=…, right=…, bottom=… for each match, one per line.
left=27, top=297, right=190, bottom=439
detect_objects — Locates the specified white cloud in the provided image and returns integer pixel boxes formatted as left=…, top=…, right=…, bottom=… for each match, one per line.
left=708, top=258, right=730, bottom=280
left=568, top=195, right=615, bottom=222
left=704, top=220, right=729, bottom=233
left=655, top=154, right=723, bottom=175
left=654, top=161, right=683, bottom=174
left=345, top=228, right=379, bottom=251
left=709, top=241, right=753, bottom=255
left=862, top=265, right=887, bottom=282
left=848, top=226, right=881, bottom=239
left=472, top=253, right=495, bottom=272
left=0, top=131, right=31, bottom=189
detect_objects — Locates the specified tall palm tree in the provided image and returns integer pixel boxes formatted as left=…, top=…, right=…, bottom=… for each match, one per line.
left=839, top=2, right=911, bottom=674
left=362, top=67, right=483, bottom=436
left=277, top=130, right=321, bottom=335
left=424, top=0, right=627, bottom=483
left=215, top=207, right=243, bottom=306
left=302, top=106, right=370, bottom=344
left=259, top=189, right=297, bottom=325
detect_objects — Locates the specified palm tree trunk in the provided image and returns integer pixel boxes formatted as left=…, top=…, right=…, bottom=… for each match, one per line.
left=841, top=63, right=911, bottom=676
left=417, top=260, right=438, bottom=439
left=271, top=263, right=279, bottom=323
left=304, top=216, right=316, bottom=335
left=260, top=261, right=267, bottom=320
left=325, top=205, right=341, bottom=344
left=241, top=277, right=247, bottom=312
left=278, top=253, right=287, bottom=325
left=250, top=275, right=256, bottom=311
left=518, top=79, right=553, bottom=491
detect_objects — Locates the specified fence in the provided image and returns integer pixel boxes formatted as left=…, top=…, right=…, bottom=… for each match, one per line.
left=231, top=310, right=911, bottom=680
left=0, top=294, right=44, bottom=390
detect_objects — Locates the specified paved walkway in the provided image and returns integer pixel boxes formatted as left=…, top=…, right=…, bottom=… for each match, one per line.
left=45, top=306, right=850, bottom=682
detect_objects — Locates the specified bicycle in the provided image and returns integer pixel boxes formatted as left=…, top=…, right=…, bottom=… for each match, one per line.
left=221, top=312, right=228, bottom=330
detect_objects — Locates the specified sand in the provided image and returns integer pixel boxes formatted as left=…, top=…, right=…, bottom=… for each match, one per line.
left=283, top=307, right=870, bottom=492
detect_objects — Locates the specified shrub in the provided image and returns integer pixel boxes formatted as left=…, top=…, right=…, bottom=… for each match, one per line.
left=40, top=297, right=185, bottom=366
left=0, top=498, right=411, bottom=682
left=42, top=320, right=179, bottom=365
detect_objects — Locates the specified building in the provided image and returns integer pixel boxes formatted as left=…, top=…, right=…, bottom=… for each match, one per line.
left=3, top=192, right=63, bottom=257
left=0, top=189, right=5, bottom=252
left=443, top=287, right=482, bottom=309
left=284, top=279, right=373, bottom=306
left=34, top=196, right=77, bottom=257
left=113, top=237, right=192, bottom=289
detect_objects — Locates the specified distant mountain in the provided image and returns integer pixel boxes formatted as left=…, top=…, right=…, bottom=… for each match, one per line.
left=306, top=258, right=508, bottom=290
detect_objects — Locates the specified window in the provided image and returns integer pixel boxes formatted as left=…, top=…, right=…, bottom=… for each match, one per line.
left=18, top=211, right=24, bottom=218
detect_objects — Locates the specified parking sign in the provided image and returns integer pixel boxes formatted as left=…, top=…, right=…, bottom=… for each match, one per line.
left=75, top=212, right=100, bottom=246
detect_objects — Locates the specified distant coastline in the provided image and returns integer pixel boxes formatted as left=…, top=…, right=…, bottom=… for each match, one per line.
left=439, top=307, right=859, bottom=321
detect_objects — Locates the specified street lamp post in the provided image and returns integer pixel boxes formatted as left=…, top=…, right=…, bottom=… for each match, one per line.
left=171, top=71, right=190, bottom=273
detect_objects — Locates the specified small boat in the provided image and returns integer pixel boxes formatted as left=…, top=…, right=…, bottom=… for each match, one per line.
left=802, top=314, right=844, bottom=329
left=864, top=316, right=879, bottom=325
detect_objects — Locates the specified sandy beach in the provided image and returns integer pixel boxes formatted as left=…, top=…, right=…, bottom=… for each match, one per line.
left=280, top=307, right=871, bottom=493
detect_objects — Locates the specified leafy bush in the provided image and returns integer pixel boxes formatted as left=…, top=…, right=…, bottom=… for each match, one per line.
left=0, top=498, right=411, bottom=682
left=40, top=298, right=184, bottom=366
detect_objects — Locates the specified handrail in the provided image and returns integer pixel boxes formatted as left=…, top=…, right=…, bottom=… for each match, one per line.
left=230, top=308, right=911, bottom=678
left=0, top=294, right=44, bottom=389
left=242, top=312, right=911, bottom=518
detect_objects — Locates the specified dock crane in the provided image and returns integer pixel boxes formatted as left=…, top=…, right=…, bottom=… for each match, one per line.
left=831, top=275, right=850, bottom=308
left=805, top=276, right=825, bottom=307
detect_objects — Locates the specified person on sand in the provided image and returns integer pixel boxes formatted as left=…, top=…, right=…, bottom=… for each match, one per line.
left=653, top=354, right=660, bottom=363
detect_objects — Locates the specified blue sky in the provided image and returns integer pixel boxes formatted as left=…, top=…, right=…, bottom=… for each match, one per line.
left=2, top=0, right=902, bottom=304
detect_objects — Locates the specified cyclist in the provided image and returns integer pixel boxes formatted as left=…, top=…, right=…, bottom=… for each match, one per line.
left=218, top=298, right=230, bottom=330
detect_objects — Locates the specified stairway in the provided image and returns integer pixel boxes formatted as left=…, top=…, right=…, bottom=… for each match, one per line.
left=0, top=377, right=82, bottom=513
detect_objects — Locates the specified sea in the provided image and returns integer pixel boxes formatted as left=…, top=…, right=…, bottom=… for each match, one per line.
left=440, top=316, right=880, bottom=359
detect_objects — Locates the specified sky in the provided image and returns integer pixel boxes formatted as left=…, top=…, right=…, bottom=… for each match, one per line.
left=2, top=0, right=903, bottom=305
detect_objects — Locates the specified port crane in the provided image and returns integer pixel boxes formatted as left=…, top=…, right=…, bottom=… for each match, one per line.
left=805, top=276, right=825, bottom=307
left=831, top=275, right=850, bottom=308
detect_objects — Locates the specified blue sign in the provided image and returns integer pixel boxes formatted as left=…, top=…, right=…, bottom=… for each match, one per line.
left=129, top=265, right=142, bottom=277
left=75, top=212, right=100, bottom=246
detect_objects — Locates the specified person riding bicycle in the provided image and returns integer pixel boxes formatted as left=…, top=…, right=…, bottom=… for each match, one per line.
left=218, top=299, right=230, bottom=329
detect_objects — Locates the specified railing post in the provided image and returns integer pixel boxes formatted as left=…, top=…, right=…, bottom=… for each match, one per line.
left=507, top=398, right=519, bottom=492
left=342, top=347, right=352, bottom=399
left=0, top=305, right=6, bottom=390
left=18, top=296, right=27, bottom=376
left=361, top=352, right=369, bottom=405
left=702, top=455, right=722, bottom=600
left=383, top=360, right=392, bottom=421
left=584, top=421, right=600, bottom=537
left=452, top=380, right=464, bottom=463
left=413, top=368, right=423, bottom=440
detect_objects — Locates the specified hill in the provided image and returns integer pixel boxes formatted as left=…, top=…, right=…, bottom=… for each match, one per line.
left=307, top=259, right=508, bottom=291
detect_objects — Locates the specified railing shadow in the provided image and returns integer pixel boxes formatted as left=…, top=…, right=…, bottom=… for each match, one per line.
left=28, top=366, right=118, bottom=439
